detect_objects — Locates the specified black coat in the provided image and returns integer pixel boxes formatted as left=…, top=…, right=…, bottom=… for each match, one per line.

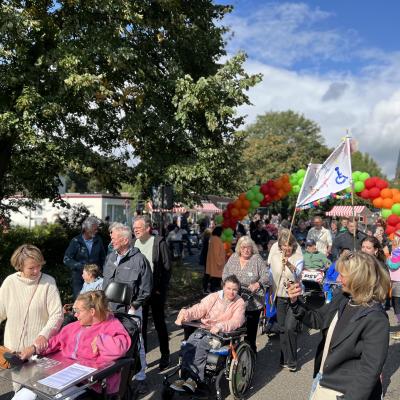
left=332, top=230, right=366, bottom=259
left=133, top=236, right=171, bottom=296
left=291, top=291, right=389, bottom=400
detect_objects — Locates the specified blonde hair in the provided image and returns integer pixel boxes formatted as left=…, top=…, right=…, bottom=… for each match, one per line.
left=277, top=229, right=298, bottom=251
left=235, top=236, right=258, bottom=256
left=10, top=244, right=45, bottom=271
left=336, top=251, right=390, bottom=305
left=83, top=264, right=101, bottom=279
left=76, top=290, right=109, bottom=322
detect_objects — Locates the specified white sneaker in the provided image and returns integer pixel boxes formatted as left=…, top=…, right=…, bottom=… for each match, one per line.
left=170, top=379, right=186, bottom=392
left=182, top=377, right=197, bottom=393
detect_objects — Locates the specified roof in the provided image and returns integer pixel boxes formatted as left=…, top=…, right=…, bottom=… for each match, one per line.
left=325, top=206, right=372, bottom=217
left=147, top=201, right=222, bottom=214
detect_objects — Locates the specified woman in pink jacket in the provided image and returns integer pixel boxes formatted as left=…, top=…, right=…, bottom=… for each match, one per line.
left=19, top=290, right=131, bottom=399
left=171, top=275, right=245, bottom=393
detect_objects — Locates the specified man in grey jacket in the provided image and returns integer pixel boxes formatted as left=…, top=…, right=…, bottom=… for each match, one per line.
left=103, top=224, right=152, bottom=395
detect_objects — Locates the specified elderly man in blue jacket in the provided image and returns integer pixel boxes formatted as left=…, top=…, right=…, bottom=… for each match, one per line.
left=64, top=216, right=106, bottom=299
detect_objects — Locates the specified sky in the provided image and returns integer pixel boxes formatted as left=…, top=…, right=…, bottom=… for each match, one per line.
left=218, top=0, right=400, bottom=178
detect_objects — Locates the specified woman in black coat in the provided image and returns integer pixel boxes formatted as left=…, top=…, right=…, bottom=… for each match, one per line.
left=287, top=251, right=390, bottom=400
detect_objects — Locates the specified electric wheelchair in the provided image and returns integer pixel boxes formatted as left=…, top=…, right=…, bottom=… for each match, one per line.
left=162, top=320, right=255, bottom=400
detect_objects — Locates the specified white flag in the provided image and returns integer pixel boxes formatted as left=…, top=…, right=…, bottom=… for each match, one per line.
left=296, top=138, right=352, bottom=207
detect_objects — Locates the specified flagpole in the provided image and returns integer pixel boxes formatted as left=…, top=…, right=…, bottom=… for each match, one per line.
left=346, top=135, right=356, bottom=251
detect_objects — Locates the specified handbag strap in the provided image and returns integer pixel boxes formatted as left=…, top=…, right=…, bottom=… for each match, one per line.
left=16, top=274, right=43, bottom=351
left=319, top=311, right=339, bottom=374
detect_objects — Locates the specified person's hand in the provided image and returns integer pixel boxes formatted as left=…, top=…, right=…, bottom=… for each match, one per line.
left=34, top=335, right=48, bottom=353
left=20, top=345, right=36, bottom=360
left=210, top=326, right=220, bottom=335
left=91, top=336, right=98, bottom=355
left=175, top=309, right=187, bottom=326
left=248, top=282, right=260, bottom=293
left=287, top=282, right=302, bottom=303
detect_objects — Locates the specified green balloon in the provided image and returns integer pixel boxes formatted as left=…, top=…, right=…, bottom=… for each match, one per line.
left=352, top=171, right=362, bottom=181
left=251, top=185, right=260, bottom=194
left=292, top=185, right=300, bottom=194
left=246, top=190, right=255, bottom=201
left=381, top=209, right=392, bottom=219
left=345, top=186, right=352, bottom=193
left=290, top=174, right=298, bottom=185
left=251, top=200, right=260, bottom=209
left=359, top=172, right=370, bottom=182
left=215, top=215, right=223, bottom=224
left=296, top=169, right=306, bottom=178
left=256, top=192, right=264, bottom=202
left=354, top=181, right=365, bottom=192
left=392, top=203, right=400, bottom=216
left=298, top=177, right=304, bottom=186
left=224, top=228, right=234, bottom=236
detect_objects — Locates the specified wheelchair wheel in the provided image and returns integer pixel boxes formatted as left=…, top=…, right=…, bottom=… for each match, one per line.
left=228, top=341, right=255, bottom=399
left=161, top=386, right=175, bottom=400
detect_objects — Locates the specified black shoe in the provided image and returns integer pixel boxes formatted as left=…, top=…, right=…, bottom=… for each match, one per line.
left=159, top=354, right=170, bottom=371
left=135, top=380, right=149, bottom=395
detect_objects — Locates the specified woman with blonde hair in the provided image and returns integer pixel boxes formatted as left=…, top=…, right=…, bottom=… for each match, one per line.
left=222, top=236, right=271, bottom=353
left=288, top=252, right=390, bottom=400
left=0, top=244, right=63, bottom=356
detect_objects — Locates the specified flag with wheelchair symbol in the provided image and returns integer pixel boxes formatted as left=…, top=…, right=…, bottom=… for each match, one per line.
left=296, top=137, right=352, bottom=207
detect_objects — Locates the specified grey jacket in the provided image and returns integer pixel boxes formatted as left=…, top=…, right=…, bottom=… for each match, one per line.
left=102, top=247, right=153, bottom=311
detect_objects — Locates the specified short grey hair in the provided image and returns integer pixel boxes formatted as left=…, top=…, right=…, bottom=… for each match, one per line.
left=235, top=236, right=259, bottom=256
left=133, top=215, right=151, bottom=229
left=112, top=225, right=133, bottom=245
left=109, top=222, right=125, bottom=233
left=82, top=216, right=99, bottom=232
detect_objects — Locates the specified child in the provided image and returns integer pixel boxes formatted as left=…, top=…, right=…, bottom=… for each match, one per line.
left=80, top=264, right=103, bottom=293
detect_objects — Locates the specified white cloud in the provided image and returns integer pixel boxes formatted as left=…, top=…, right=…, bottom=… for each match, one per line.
left=224, top=2, right=400, bottom=178
left=238, top=58, right=400, bottom=178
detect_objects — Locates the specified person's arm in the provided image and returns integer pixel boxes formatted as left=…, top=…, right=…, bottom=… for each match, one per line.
left=0, top=279, right=9, bottom=324
left=255, top=256, right=271, bottom=289
left=222, top=257, right=233, bottom=281
left=182, top=294, right=214, bottom=322
left=63, top=239, right=83, bottom=270
left=132, top=257, right=153, bottom=310
left=37, top=282, right=63, bottom=340
left=340, top=315, right=389, bottom=400
left=93, top=321, right=132, bottom=362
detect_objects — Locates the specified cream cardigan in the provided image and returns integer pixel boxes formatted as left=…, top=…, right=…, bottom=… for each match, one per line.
left=0, top=272, right=63, bottom=351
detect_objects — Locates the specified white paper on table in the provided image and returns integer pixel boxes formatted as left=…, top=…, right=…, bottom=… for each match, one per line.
left=37, top=363, right=97, bottom=390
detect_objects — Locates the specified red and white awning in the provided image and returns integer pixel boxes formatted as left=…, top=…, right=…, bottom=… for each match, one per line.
left=194, top=202, right=222, bottom=214
left=146, top=201, right=187, bottom=213
left=325, top=206, right=368, bottom=217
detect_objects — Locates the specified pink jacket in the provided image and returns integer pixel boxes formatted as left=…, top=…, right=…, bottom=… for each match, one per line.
left=43, top=314, right=131, bottom=394
left=183, top=291, right=245, bottom=332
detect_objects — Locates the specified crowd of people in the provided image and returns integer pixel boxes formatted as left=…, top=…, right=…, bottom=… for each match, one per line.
left=0, top=211, right=399, bottom=399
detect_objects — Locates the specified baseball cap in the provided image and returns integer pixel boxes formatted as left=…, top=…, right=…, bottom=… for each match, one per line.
left=305, top=239, right=316, bottom=247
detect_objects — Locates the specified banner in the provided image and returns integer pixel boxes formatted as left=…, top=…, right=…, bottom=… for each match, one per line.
left=296, top=138, right=352, bottom=207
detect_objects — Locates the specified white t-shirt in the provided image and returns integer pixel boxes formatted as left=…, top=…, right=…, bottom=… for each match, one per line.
left=135, top=236, right=155, bottom=272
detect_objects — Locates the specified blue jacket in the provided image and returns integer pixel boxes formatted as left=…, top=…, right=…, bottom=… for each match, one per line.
left=63, top=234, right=106, bottom=272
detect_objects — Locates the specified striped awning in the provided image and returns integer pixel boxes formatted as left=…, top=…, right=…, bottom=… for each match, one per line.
left=194, top=201, right=222, bottom=214
left=147, top=201, right=187, bottom=213
left=325, top=206, right=368, bottom=217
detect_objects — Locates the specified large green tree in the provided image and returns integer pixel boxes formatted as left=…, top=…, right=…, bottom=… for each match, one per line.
left=242, top=110, right=331, bottom=185
left=0, top=1, right=261, bottom=215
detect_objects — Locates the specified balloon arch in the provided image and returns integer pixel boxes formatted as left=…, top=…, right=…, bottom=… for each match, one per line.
left=216, top=169, right=400, bottom=256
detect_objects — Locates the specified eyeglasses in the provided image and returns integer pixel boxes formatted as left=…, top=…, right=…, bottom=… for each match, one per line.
left=73, top=308, right=87, bottom=315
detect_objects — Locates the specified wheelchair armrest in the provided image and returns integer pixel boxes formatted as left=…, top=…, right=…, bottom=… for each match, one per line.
left=215, top=326, right=247, bottom=340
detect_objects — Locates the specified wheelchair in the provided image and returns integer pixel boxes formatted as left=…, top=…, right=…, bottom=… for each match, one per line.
left=0, top=282, right=141, bottom=400
left=162, top=321, right=255, bottom=400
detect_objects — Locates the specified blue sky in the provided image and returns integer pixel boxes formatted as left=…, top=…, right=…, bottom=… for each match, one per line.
left=218, top=1, right=400, bottom=178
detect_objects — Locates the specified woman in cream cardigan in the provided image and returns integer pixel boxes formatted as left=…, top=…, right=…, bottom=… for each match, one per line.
left=0, top=244, right=63, bottom=356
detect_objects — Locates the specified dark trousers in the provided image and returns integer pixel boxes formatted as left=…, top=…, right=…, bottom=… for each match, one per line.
left=181, top=329, right=212, bottom=382
left=209, top=277, right=222, bottom=292
left=142, top=292, right=170, bottom=357
left=72, top=268, right=84, bottom=299
left=276, top=297, right=299, bottom=368
left=245, top=309, right=261, bottom=353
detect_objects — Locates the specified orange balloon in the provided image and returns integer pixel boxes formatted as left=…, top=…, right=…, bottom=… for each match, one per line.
left=278, top=189, right=285, bottom=198
left=389, top=233, right=395, bottom=241
left=283, top=182, right=291, bottom=192
left=281, top=174, right=290, bottom=182
left=380, top=188, right=392, bottom=199
left=393, top=193, right=400, bottom=203
left=391, top=188, right=400, bottom=196
left=231, top=208, right=239, bottom=217
left=239, top=208, right=248, bottom=218
left=239, top=193, right=247, bottom=201
left=382, top=198, right=394, bottom=209
left=242, top=199, right=250, bottom=209
left=234, top=199, right=242, bottom=209
left=373, top=197, right=384, bottom=208
left=223, top=242, right=231, bottom=251
left=274, top=179, right=283, bottom=189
